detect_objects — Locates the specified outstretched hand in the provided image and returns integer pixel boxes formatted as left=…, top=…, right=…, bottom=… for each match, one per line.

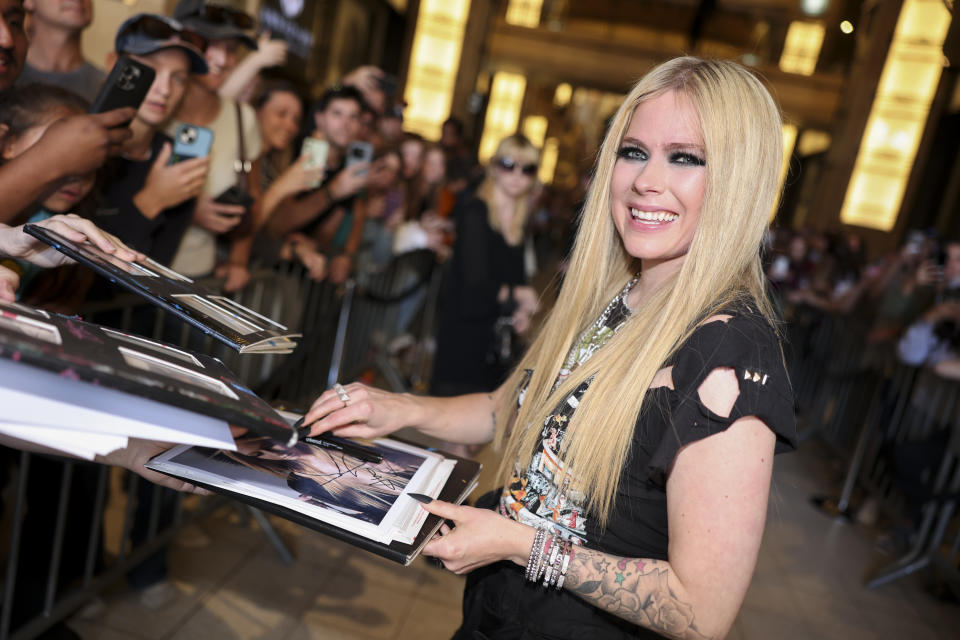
left=302, top=382, right=414, bottom=440
left=0, top=214, right=145, bottom=268
left=419, top=499, right=535, bottom=574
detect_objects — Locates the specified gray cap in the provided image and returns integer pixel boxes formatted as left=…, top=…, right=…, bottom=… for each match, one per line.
left=115, top=14, right=209, bottom=74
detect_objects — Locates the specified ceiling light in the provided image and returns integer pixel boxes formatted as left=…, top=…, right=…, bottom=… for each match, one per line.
left=840, top=20, right=854, bottom=34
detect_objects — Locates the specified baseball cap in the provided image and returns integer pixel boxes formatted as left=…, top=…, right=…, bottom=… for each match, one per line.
left=115, top=14, right=209, bottom=74
left=173, top=0, right=258, bottom=50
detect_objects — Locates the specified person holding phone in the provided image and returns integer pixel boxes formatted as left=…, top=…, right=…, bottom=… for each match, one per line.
left=93, top=13, right=210, bottom=266
left=0, top=0, right=136, bottom=224
left=266, top=84, right=369, bottom=283
left=166, top=0, right=262, bottom=290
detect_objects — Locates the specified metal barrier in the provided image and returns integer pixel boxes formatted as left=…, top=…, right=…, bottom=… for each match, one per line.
left=789, top=303, right=960, bottom=592
left=0, top=251, right=442, bottom=638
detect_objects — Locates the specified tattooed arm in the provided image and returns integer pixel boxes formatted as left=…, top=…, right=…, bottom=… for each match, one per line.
left=564, top=413, right=776, bottom=639
left=422, top=370, right=776, bottom=639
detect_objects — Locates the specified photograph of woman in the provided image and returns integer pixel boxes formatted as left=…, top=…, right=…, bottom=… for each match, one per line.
left=179, top=436, right=425, bottom=526
left=302, top=57, right=798, bottom=639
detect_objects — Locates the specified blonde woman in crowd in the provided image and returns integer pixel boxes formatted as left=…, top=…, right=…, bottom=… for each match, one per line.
left=303, top=57, right=797, bottom=639
left=429, top=133, right=541, bottom=396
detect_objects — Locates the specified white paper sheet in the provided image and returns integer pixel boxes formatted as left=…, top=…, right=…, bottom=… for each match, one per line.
left=0, top=359, right=236, bottom=451
left=0, top=422, right=127, bottom=460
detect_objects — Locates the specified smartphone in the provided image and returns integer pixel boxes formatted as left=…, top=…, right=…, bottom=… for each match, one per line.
left=171, top=124, right=213, bottom=164
left=89, top=56, right=156, bottom=117
left=345, top=141, right=374, bottom=172
left=214, top=186, right=254, bottom=214
left=301, top=137, right=329, bottom=189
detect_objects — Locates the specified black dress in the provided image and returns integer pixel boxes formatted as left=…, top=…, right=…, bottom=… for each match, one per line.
left=455, top=294, right=797, bottom=639
left=431, top=196, right=526, bottom=396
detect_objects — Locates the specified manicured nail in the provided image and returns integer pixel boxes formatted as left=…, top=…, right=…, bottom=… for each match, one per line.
left=407, top=493, right=433, bottom=504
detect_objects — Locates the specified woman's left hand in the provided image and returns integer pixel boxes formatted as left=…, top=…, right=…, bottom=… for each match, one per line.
left=0, top=214, right=145, bottom=267
left=419, top=499, right=536, bottom=574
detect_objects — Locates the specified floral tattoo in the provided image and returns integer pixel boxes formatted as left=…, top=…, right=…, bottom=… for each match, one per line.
left=564, top=549, right=713, bottom=639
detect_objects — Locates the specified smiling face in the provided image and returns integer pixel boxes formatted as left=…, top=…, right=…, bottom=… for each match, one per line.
left=314, top=97, right=361, bottom=151
left=609, top=90, right=706, bottom=271
left=131, top=49, right=191, bottom=128
left=257, top=90, right=302, bottom=152
left=0, top=0, right=26, bottom=91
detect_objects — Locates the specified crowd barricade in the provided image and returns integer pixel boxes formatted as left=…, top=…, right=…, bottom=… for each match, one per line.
left=788, top=303, right=960, bottom=593
left=0, top=252, right=442, bottom=638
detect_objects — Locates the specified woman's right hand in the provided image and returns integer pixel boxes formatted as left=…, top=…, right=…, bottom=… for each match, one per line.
left=302, top=382, right=415, bottom=439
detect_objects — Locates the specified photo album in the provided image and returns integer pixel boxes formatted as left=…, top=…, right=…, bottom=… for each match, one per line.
left=147, top=435, right=481, bottom=564
left=24, top=223, right=300, bottom=354
left=0, top=297, right=481, bottom=563
left=0, top=298, right=294, bottom=459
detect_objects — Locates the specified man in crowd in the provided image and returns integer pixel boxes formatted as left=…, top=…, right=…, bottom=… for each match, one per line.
left=266, top=84, right=369, bottom=282
left=17, top=0, right=104, bottom=101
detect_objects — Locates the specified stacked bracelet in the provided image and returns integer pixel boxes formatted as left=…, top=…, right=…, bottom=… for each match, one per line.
left=525, top=528, right=547, bottom=581
left=524, top=528, right=575, bottom=590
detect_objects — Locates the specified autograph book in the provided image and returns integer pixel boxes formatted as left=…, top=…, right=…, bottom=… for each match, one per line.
left=23, top=224, right=300, bottom=354
left=147, top=437, right=481, bottom=565
left=0, top=299, right=295, bottom=458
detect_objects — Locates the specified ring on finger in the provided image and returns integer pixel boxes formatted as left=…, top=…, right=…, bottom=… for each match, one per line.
left=334, top=383, right=350, bottom=404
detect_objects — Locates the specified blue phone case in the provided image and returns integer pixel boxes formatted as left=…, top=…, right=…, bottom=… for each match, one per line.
left=171, top=124, right=213, bottom=163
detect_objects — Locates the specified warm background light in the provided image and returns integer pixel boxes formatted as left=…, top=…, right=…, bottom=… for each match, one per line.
left=505, top=0, right=543, bottom=28
left=539, top=137, right=559, bottom=184
left=522, top=115, right=548, bottom=148
left=553, top=83, right=572, bottom=108
left=478, top=72, right=527, bottom=163
left=779, top=21, right=826, bottom=75
left=402, top=0, right=471, bottom=140
left=840, top=0, right=951, bottom=231
left=840, top=20, right=854, bottom=34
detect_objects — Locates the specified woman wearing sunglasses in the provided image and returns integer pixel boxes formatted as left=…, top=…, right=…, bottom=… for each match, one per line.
left=430, top=133, right=540, bottom=398
left=303, top=57, right=796, bottom=639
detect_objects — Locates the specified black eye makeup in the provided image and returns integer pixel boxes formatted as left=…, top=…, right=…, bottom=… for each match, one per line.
left=616, top=145, right=647, bottom=162
left=669, top=151, right=706, bottom=167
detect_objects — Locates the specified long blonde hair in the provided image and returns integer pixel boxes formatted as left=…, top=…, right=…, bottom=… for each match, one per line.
left=477, top=134, right=540, bottom=246
left=494, top=57, right=783, bottom=527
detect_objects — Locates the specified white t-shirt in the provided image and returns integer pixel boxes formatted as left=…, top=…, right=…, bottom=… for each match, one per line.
left=167, top=99, right=262, bottom=276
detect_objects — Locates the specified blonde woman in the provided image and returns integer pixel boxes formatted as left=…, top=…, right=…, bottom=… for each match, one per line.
left=431, top=134, right=541, bottom=396
left=302, top=58, right=796, bottom=639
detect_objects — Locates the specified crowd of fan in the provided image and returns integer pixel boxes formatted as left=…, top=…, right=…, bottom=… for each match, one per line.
left=0, top=0, right=571, bottom=623
left=766, top=225, right=960, bottom=378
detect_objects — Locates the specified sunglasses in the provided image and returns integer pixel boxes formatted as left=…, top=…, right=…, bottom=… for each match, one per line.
left=191, top=4, right=255, bottom=30
left=494, top=156, right=538, bottom=177
left=126, top=16, right=207, bottom=51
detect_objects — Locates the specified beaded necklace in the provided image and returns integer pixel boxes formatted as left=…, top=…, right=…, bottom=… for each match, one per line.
left=556, top=275, right=639, bottom=385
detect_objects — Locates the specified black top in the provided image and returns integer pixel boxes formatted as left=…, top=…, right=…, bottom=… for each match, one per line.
left=431, top=196, right=526, bottom=395
left=93, top=133, right=196, bottom=266
left=458, top=297, right=796, bottom=639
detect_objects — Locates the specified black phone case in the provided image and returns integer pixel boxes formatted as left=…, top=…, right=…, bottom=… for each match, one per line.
left=214, top=186, right=255, bottom=210
left=89, top=56, right=156, bottom=115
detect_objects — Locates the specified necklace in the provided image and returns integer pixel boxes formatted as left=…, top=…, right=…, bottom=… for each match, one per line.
left=557, top=275, right=639, bottom=382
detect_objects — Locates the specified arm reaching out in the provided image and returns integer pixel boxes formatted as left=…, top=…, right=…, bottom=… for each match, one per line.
left=0, top=214, right=145, bottom=267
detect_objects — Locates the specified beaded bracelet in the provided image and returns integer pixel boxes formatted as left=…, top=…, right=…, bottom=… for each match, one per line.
left=525, top=528, right=546, bottom=582
left=555, top=540, right=573, bottom=590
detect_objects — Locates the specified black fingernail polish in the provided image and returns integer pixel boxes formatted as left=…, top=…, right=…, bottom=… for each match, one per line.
left=407, top=493, right=433, bottom=504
